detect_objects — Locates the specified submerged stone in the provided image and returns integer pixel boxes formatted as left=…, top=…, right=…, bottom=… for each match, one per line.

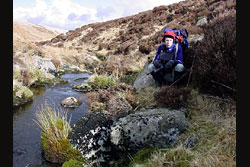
left=60, top=96, right=82, bottom=108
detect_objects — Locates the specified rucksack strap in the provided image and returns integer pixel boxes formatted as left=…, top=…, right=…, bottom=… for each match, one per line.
left=174, top=43, right=178, bottom=60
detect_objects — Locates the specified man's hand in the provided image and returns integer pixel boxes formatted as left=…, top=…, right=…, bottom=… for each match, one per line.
left=153, top=60, right=162, bottom=68
left=165, top=60, right=174, bottom=71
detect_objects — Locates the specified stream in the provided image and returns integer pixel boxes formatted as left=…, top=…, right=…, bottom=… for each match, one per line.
left=13, top=73, right=90, bottom=167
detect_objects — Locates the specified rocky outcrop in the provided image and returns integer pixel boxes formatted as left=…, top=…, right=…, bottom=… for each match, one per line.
left=68, top=107, right=188, bottom=164
left=32, top=56, right=57, bottom=75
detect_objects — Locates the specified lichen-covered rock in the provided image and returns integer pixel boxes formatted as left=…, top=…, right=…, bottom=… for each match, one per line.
left=68, top=108, right=189, bottom=165
left=110, top=108, right=189, bottom=153
left=68, top=110, right=114, bottom=163
left=60, top=96, right=82, bottom=108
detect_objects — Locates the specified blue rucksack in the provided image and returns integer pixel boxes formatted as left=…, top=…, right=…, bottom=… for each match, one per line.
left=164, top=27, right=189, bottom=50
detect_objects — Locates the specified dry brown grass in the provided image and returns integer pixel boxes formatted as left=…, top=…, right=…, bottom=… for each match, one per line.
left=13, top=20, right=64, bottom=42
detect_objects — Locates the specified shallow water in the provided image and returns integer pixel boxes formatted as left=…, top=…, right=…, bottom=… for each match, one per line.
left=13, top=73, right=90, bottom=167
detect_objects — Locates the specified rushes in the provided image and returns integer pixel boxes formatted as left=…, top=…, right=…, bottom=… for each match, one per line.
left=34, top=103, right=88, bottom=165
left=34, top=103, right=72, bottom=146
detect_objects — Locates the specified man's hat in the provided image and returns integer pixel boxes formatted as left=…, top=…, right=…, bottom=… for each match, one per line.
left=164, top=31, right=176, bottom=40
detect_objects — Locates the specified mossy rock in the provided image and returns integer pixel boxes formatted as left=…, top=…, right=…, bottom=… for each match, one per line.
left=13, top=97, right=33, bottom=107
left=14, top=85, right=33, bottom=99
left=28, top=68, right=55, bottom=86
left=13, top=85, right=33, bottom=106
left=72, top=83, right=92, bottom=92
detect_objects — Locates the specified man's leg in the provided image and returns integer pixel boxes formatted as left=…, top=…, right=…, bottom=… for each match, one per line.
left=174, top=64, right=184, bottom=72
left=148, top=63, right=164, bottom=86
left=173, top=64, right=185, bottom=84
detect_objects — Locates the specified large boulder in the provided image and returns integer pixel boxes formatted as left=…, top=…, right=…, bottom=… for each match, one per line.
left=32, top=56, right=57, bottom=75
left=68, top=111, right=114, bottom=163
left=110, top=107, right=189, bottom=154
left=69, top=107, right=188, bottom=165
left=133, top=62, right=155, bottom=90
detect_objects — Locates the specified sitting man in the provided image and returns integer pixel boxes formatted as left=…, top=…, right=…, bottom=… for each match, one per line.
left=148, top=30, right=185, bottom=86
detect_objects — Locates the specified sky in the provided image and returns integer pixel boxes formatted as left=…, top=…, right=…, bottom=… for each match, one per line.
left=13, top=0, right=184, bottom=30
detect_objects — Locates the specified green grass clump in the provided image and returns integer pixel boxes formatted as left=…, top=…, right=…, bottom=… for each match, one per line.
left=129, top=146, right=194, bottom=167
left=129, top=148, right=160, bottom=166
left=96, top=53, right=106, bottom=61
left=88, top=73, right=118, bottom=89
left=34, top=103, right=87, bottom=164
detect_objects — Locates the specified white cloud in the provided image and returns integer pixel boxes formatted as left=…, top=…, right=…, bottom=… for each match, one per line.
left=13, top=0, right=184, bottom=30
left=14, top=0, right=97, bottom=30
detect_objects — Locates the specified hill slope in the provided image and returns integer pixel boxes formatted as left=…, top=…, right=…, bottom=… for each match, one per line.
left=37, top=0, right=235, bottom=52
left=13, top=20, right=66, bottom=43
left=34, top=0, right=235, bottom=74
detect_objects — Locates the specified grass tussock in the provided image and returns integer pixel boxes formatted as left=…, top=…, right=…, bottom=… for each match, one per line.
left=34, top=103, right=86, bottom=164
left=34, top=103, right=72, bottom=146
left=88, top=73, right=119, bottom=89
